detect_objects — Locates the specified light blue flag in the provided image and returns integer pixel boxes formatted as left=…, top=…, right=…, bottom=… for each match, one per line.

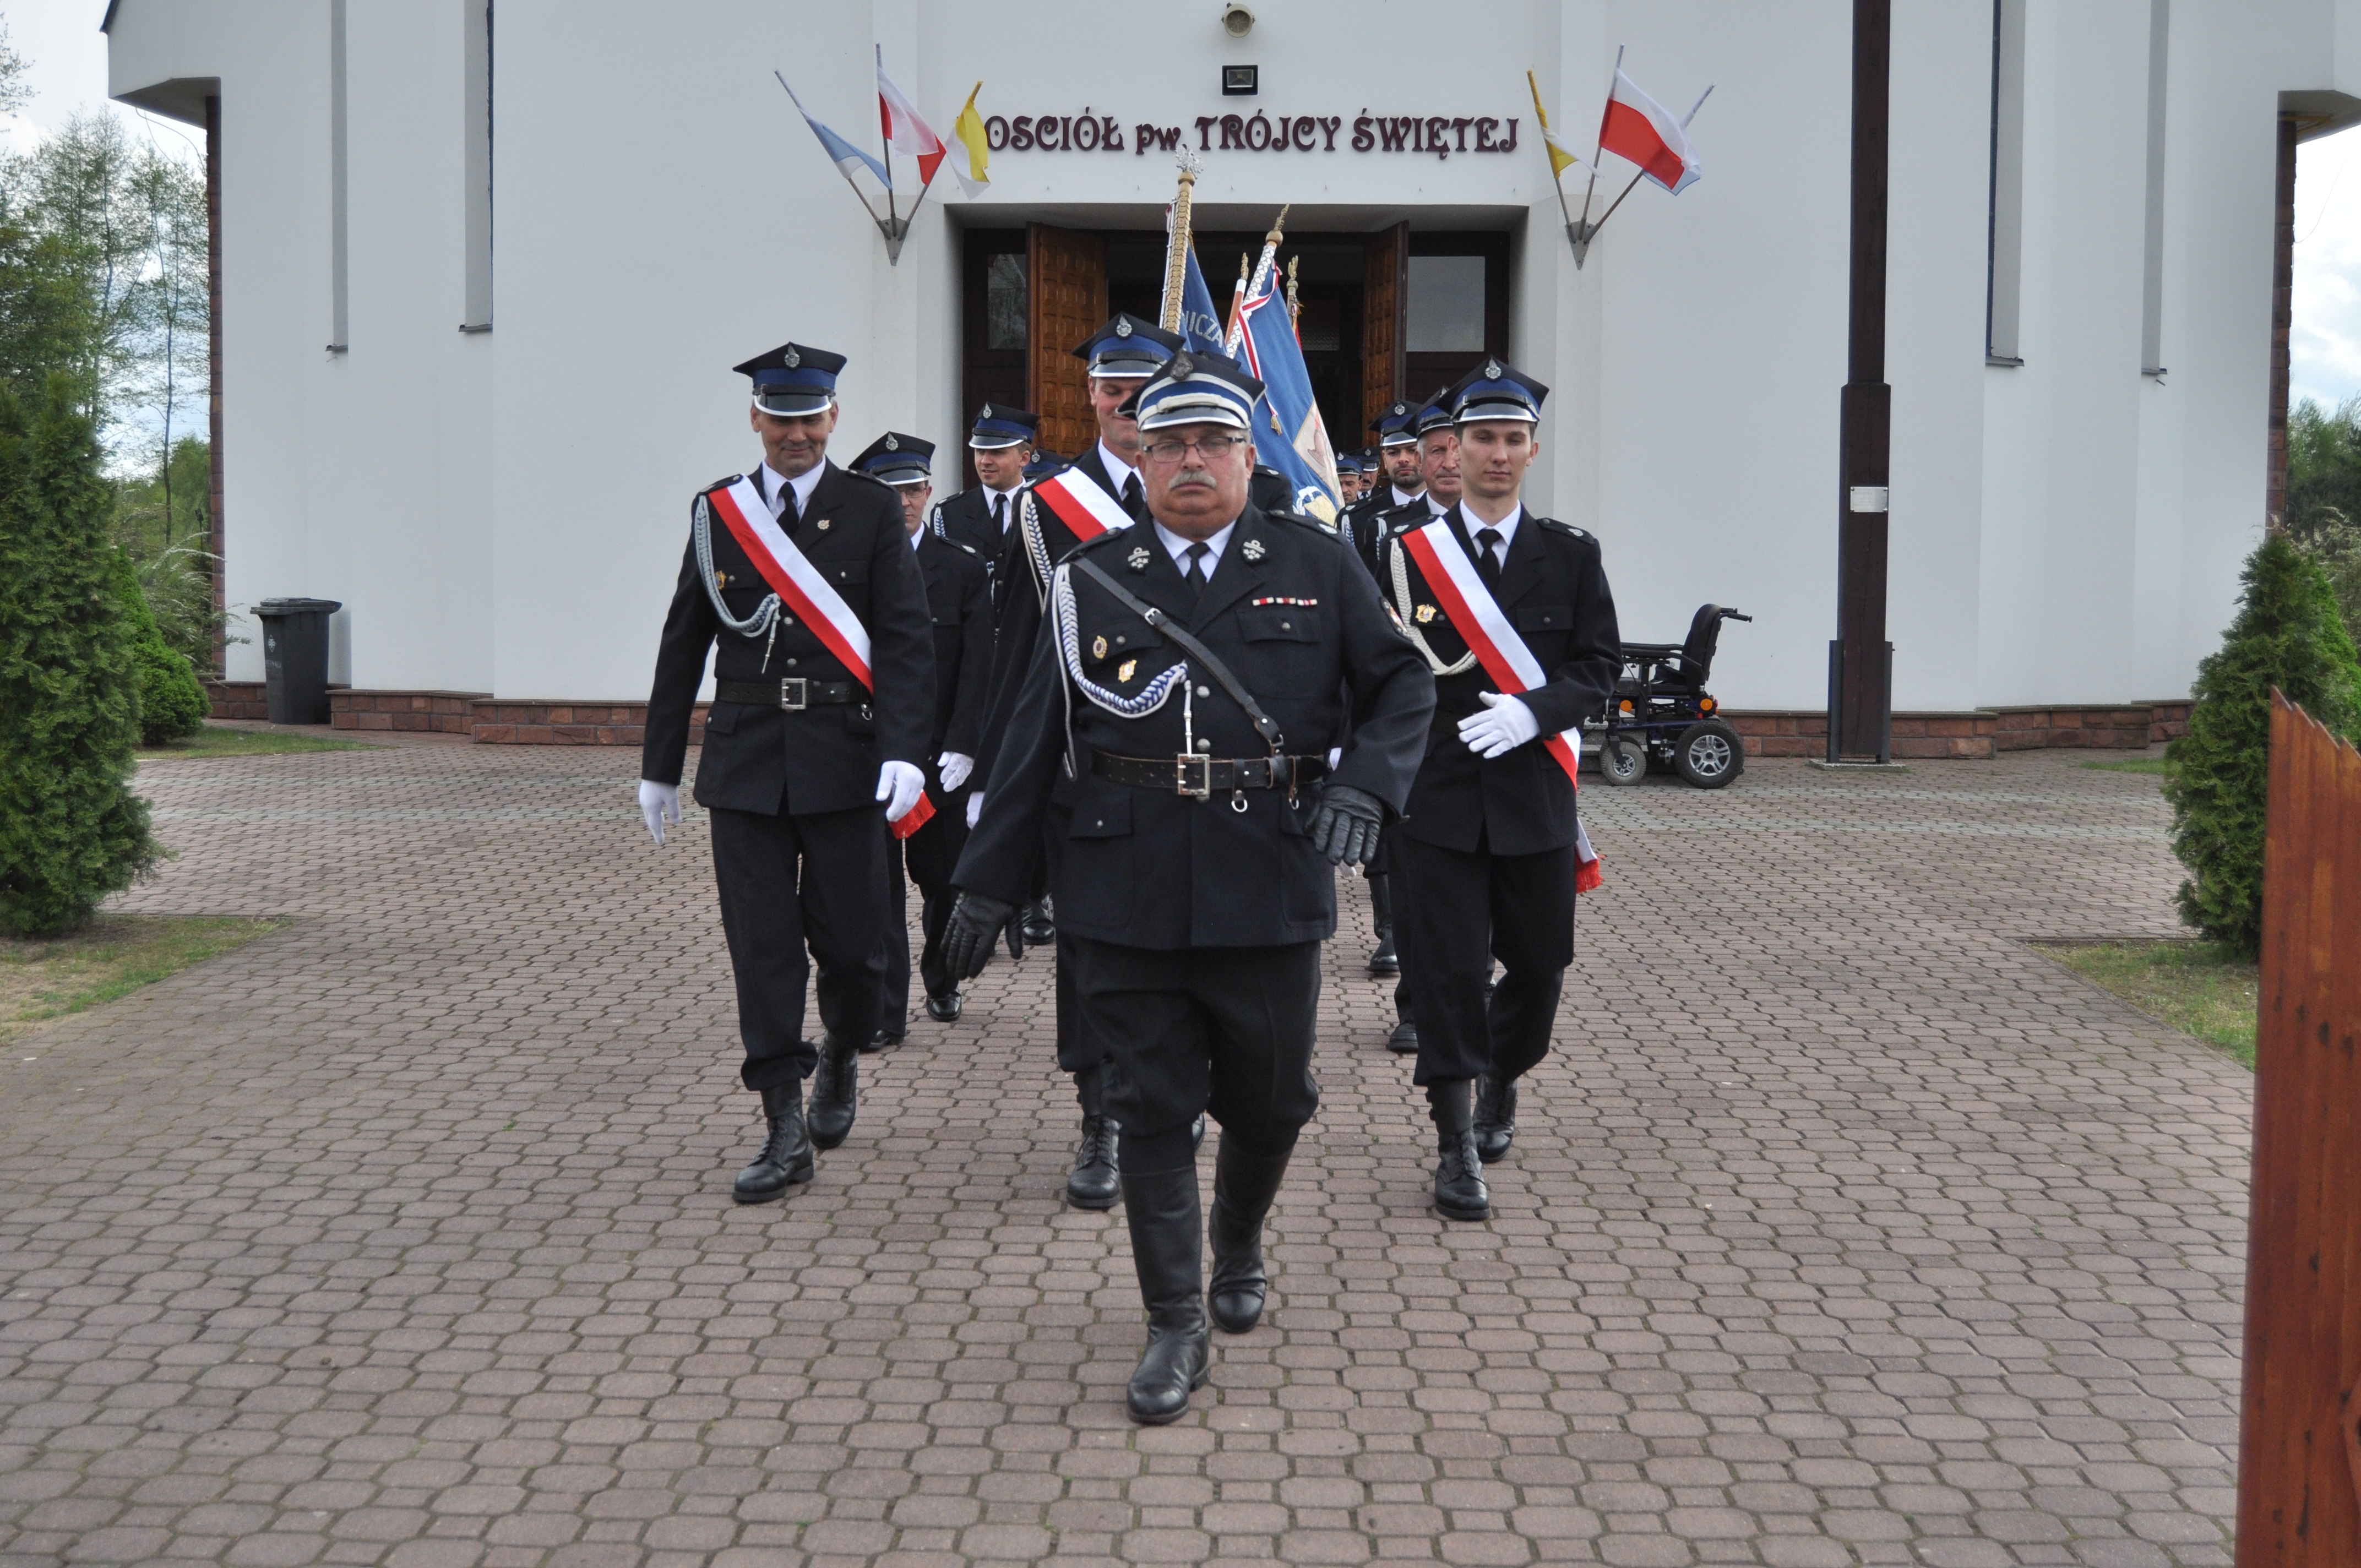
left=777, top=74, right=892, bottom=189
left=1231, top=270, right=1340, bottom=523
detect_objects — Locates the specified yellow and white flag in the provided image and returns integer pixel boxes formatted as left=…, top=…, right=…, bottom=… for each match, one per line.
left=950, top=82, right=991, bottom=197
left=1528, top=69, right=1593, bottom=183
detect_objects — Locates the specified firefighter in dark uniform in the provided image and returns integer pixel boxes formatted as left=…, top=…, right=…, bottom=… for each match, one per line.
left=1339, top=402, right=1427, bottom=580
left=637, top=343, right=936, bottom=1203
left=1378, top=361, right=1619, bottom=1224
left=848, top=433, right=993, bottom=1046
left=969, top=312, right=1186, bottom=1211
left=929, top=404, right=1037, bottom=622
left=943, top=353, right=1435, bottom=1424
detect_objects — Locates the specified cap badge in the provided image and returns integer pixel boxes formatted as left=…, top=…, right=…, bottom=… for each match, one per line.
left=1241, top=538, right=1266, bottom=562
left=1127, top=546, right=1152, bottom=573
left=784, top=346, right=801, bottom=368
left=1416, top=604, right=1437, bottom=623
left=1115, top=319, right=1133, bottom=337
left=1171, top=351, right=1195, bottom=379
left=1092, top=635, right=1108, bottom=661
left=1118, top=658, right=1138, bottom=682
left=1483, top=359, right=1502, bottom=379
left=980, top=404, right=992, bottom=419
left=884, top=434, right=899, bottom=450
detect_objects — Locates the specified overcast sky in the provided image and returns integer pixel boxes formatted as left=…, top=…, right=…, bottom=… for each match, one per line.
left=8, top=3, right=2361, bottom=413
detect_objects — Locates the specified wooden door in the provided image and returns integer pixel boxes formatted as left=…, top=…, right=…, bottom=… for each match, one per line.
left=1027, top=224, right=1107, bottom=461
left=1361, top=223, right=1407, bottom=437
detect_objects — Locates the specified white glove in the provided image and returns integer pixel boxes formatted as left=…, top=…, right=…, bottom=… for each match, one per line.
left=877, top=760, right=927, bottom=822
left=966, top=792, right=984, bottom=829
left=937, top=752, right=975, bottom=792
left=637, top=780, right=681, bottom=845
left=1457, top=691, right=1542, bottom=759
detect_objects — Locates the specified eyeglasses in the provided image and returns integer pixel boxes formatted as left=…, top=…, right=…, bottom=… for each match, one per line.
left=1141, top=434, right=1247, bottom=465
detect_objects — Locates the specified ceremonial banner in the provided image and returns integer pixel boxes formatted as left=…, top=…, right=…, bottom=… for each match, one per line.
left=1400, top=518, right=1601, bottom=889
left=1228, top=225, right=1340, bottom=521
left=1032, top=467, right=1133, bottom=541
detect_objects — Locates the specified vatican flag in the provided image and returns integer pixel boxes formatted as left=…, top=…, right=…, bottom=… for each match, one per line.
left=1528, top=69, right=1593, bottom=184
left=951, top=83, right=991, bottom=197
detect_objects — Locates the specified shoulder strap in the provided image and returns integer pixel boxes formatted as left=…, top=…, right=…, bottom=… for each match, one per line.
left=1069, top=553, right=1285, bottom=757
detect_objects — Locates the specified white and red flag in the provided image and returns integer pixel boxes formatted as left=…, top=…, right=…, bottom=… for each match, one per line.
left=1598, top=66, right=1701, bottom=195
left=1400, top=518, right=1603, bottom=892
left=704, top=477, right=934, bottom=836
left=876, top=62, right=946, bottom=188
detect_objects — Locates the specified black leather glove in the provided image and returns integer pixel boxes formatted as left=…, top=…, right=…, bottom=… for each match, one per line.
left=1307, top=783, right=1385, bottom=869
left=943, top=891, right=1022, bottom=981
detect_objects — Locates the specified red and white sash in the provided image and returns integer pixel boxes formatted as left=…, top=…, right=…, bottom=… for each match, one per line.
left=1400, top=516, right=1601, bottom=891
left=1032, top=467, right=1134, bottom=541
left=704, top=476, right=934, bottom=837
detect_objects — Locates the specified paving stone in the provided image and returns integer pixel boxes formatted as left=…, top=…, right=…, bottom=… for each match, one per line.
left=0, top=743, right=2245, bottom=1565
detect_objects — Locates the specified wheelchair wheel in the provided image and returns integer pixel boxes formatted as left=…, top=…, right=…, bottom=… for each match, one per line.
left=1673, top=718, right=1742, bottom=788
left=1600, top=734, right=1647, bottom=786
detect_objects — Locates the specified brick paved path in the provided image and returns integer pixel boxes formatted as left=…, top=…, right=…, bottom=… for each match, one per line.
left=0, top=743, right=2247, bottom=1568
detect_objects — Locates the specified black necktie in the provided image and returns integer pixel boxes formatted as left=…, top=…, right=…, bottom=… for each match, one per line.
left=1183, top=542, right=1211, bottom=601
left=992, top=492, right=1008, bottom=533
left=1122, top=472, right=1146, bottom=522
left=1475, top=527, right=1504, bottom=594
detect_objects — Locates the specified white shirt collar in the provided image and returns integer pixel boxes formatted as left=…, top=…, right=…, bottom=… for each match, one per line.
left=760, top=458, right=827, bottom=520
left=1426, top=492, right=1452, bottom=516
left=1391, top=484, right=1422, bottom=509
left=1152, top=518, right=1238, bottom=574
left=1097, top=439, right=1141, bottom=489
left=907, top=525, right=924, bottom=551
left=984, top=483, right=1020, bottom=530
left=1461, top=502, right=1524, bottom=551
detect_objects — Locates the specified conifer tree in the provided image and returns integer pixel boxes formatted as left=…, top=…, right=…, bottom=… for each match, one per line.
left=0, top=376, right=157, bottom=936
left=2163, top=532, right=2361, bottom=955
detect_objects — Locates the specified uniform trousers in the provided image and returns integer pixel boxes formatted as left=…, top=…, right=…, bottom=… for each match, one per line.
left=708, top=803, right=888, bottom=1091
left=1069, top=935, right=1322, bottom=1173
left=1391, top=830, right=1576, bottom=1087
left=1041, top=804, right=1098, bottom=1075
left=879, top=793, right=969, bottom=1027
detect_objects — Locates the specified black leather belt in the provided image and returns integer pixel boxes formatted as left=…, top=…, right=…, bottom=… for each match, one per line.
left=1091, top=749, right=1329, bottom=799
left=716, top=678, right=862, bottom=710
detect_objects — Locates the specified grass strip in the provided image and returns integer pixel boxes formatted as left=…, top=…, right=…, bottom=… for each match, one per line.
left=139, top=725, right=366, bottom=760
left=1, top=913, right=290, bottom=1044
left=2041, top=939, right=2256, bottom=1067
left=2081, top=757, right=2174, bottom=775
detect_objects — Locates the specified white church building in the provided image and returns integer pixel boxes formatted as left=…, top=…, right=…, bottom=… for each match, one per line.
left=103, top=1, right=2361, bottom=754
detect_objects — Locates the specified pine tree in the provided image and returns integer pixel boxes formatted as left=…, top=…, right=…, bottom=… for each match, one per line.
left=2163, top=532, right=2361, bottom=955
left=0, top=376, right=158, bottom=936
left=107, top=543, right=206, bottom=745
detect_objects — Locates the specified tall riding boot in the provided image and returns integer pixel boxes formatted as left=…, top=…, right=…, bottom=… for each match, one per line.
left=732, top=1080, right=815, bottom=1203
left=1120, top=1165, right=1210, bottom=1425
left=1065, top=1065, right=1120, bottom=1210
left=1206, top=1138, right=1293, bottom=1333
left=807, top=1035, right=858, bottom=1150
left=1366, top=872, right=1399, bottom=977
left=1472, top=1070, right=1519, bottom=1164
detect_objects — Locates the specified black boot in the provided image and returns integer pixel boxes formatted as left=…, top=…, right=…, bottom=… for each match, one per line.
left=807, top=1036, right=858, bottom=1150
left=1207, top=1139, right=1292, bottom=1333
left=1472, top=1071, right=1518, bottom=1164
left=1386, top=1016, right=1419, bottom=1054
left=1120, top=1166, right=1210, bottom=1424
left=1021, top=897, right=1057, bottom=945
left=1065, top=1066, right=1119, bottom=1210
left=1366, top=873, right=1399, bottom=977
left=732, top=1080, right=814, bottom=1203
left=1433, top=1131, right=1491, bottom=1222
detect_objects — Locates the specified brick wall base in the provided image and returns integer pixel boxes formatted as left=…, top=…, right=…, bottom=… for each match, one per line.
left=331, top=689, right=486, bottom=735
left=318, top=691, right=705, bottom=747
left=204, top=680, right=271, bottom=721
left=1727, top=701, right=2192, bottom=760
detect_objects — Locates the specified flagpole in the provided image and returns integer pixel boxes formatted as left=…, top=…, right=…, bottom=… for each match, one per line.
left=875, top=47, right=899, bottom=248
left=1574, top=45, right=1621, bottom=248
left=776, top=71, right=889, bottom=230
left=1682, top=84, right=1715, bottom=127
left=1529, top=69, right=1587, bottom=266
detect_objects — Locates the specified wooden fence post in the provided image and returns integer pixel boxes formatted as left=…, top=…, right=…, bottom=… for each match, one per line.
left=2237, top=693, right=2361, bottom=1566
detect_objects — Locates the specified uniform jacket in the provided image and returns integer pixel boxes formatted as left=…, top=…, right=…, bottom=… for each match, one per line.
left=642, top=461, right=936, bottom=816
left=1379, top=503, right=1620, bottom=857
left=931, top=484, right=1023, bottom=622
left=956, top=504, right=1437, bottom=950
left=911, top=529, right=993, bottom=771
left=1340, top=483, right=1421, bottom=580
left=972, top=443, right=1147, bottom=780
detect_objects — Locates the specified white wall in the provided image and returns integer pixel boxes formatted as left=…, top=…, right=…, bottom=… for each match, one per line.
left=107, top=0, right=2351, bottom=714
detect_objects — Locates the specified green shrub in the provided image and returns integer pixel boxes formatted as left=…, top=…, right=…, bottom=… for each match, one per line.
left=0, top=376, right=158, bottom=936
left=105, top=544, right=206, bottom=744
left=2163, top=532, right=2361, bottom=956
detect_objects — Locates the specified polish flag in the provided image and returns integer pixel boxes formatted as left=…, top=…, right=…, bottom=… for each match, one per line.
left=877, top=61, right=946, bottom=187
left=1598, top=67, right=1700, bottom=195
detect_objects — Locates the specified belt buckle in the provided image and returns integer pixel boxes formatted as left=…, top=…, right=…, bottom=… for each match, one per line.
left=779, top=677, right=808, bottom=711
left=1174, top=754, right=1212, bottom=798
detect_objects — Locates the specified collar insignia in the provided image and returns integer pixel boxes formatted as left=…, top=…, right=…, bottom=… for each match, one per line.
left=1241, top=538, right=1266, bottom=562
left=1127, top=546, right=1152, bottom=573
left=817, top=518, right=830, bottom=530
left=784, top=346, right=801, bottom=368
